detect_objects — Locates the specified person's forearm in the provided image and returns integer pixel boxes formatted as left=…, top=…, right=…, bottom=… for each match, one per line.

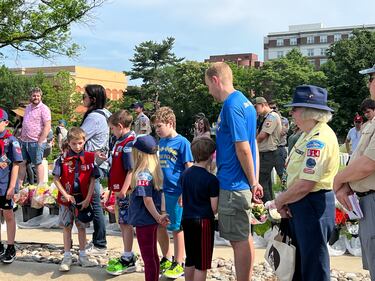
left=9, top=163, right=19, bottom=189
left=345, top=141, right=350, bottom=154
left=54, top=177, right=70, bottom=198
left=336, top=155, right=375, bottom=184
left=38, top=122, right=51, bottom=143
left=121, top=172, right=133, bottom=194
left=276, top=179, right=316, bottom=206
left=255, top=142, right=260, bottom=181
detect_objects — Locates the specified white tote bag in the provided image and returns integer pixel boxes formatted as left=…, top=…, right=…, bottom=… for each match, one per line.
left=264, top=221, right=296, bottom=281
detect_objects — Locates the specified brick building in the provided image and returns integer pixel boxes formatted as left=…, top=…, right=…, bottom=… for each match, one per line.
left=204, top=53, right=263, bottom=68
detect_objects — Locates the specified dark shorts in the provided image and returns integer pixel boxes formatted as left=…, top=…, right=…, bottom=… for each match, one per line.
left=182, top=218, right=215, bottom=270
left=115, top=195, right=130, bottom=225
left=21, top=141, right=46, bottom=165
left=0, top=196, right=14, bottom=210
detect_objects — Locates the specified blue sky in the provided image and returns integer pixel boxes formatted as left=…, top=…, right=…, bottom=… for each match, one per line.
left=3, top=0, right=375, bottom=85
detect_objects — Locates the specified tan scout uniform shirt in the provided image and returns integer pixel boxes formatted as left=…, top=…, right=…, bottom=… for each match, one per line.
left=258, top=111, right=282, bottom=152
left=349, top=118, right=375, bottom=192
left=134, top=112, right=151, bottom=135
left=286, top=122, right=339, bottom=192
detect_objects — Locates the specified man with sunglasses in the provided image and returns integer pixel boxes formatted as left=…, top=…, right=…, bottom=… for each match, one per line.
left=334, top=63, right=375, bottom=280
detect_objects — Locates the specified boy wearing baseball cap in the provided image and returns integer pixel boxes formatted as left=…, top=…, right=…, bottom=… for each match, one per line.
left=0, top=108, right=23, bottom=263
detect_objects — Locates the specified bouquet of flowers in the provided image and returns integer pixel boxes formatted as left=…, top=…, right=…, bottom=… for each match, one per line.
left=251, top=203, right=268, bottom=225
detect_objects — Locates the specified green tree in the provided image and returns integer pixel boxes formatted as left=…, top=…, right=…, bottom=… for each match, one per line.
left=0, top=0, right=105, bottom=59
left=251, top=49, right=327, bottom=116
left=128, top=37, right=184, bottom=111
left=321, top=29, right=375, bottom=137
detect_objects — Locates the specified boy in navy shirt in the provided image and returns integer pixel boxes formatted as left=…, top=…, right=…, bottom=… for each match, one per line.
left=105, top=110, right=137, bottom=275
left=0, top=109, right=23, bottom=264
left=153, top=106, right=194, bottom=278
left=180, top=137, right=219, bottom=281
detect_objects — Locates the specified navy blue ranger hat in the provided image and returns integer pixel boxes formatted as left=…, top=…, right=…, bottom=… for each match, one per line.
left=73, top=194, right=94, bottom=223
left=284, top=85, right=334, bottom=112
left=131, top=101, right=144, bottom=109
left=133, top=135, right=158, bottom=154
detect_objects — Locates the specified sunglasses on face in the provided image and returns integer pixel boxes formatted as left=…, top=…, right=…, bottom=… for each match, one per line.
left=370, top=76, right=375, bottom=83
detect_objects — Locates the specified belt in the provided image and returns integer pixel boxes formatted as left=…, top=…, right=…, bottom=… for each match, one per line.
left=356, top=190, right=375, bottom=197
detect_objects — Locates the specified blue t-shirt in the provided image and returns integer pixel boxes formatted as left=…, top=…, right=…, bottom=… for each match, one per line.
left=0, top=132, right=23, bottom=196
left=180, top=166, right=220, bottom=220
left=128, top=170, right=162, bottom=227
left=159, top=135, right=193, bottom=195
left=216, top=90, right=257, bottom=191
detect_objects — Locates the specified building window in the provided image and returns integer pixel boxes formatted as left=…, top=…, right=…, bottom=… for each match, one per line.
left=334, top=34, right=342, bottom=42
left=307, top=36, right=314, bottom=44
left=276, top=39, right=284, bottom=46
left=348, top=33, right=354, bottom=39
left=307, top=49, right=314, bottom=57
left=320, top=35, right=327, bottom=43
left=320, top=48, right=327, bottom=56
left=290, top=37, right=297, bottom=46
left=277, top=51, right=284, bottom=58
left=308, top=59, right=315, bottom=65
left=320, top=59, right=327, bottom=65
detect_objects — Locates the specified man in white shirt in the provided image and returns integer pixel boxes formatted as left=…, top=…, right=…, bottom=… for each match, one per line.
left=345, top=115, right=363, bottom=155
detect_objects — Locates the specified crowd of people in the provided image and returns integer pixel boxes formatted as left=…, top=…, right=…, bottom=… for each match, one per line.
left=0, top=62, right=375, bottom=281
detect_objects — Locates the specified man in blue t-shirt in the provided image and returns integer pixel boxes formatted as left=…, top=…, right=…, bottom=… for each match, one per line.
left=205, top=62, right=263, bottom=281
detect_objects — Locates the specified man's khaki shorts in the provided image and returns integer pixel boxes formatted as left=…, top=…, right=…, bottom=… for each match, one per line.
left=218, top=189, right=252, bottom=241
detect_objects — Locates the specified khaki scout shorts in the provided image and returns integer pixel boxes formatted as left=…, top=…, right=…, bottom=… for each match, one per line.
left=218, top=189, right=252, bottom=241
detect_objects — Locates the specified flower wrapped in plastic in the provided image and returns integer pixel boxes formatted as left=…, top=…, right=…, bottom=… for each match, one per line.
left=15, top=186, right=30, bottom=206
left=31, top=184, right=49, bottom=209
left=251, top=203, right=268, bottom=225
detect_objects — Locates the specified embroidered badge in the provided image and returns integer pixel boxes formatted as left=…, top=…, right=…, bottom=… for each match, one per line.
left=307, top=149, right=320, bottom=158
left=303, top=168, right=315, bottom=174
left=306, top=140, right=325, bottom=149
left=81, top=165, right=87, bottom=171
left=306, top=158, right=316, bottom=168
left=137, top=179, right=150, bottom=187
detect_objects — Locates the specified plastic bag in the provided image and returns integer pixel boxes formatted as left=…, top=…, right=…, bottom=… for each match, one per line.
left=16, top=187, right=30, bottom=206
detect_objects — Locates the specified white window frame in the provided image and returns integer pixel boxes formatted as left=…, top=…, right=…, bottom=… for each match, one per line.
left=307, top=49, right=314, bottom=57
left=276, top=39, right=284, bottom=46
left=277, top=51, right=284, bottom=58
left=307, top=36, right=314, bottom=44
left=334, top=34, right=342, bottom=42
left=290, top=37, right=297, bottom=46
left=320, top=35, right=327, bottom=43
left=320, top=48, right=327, bottom=56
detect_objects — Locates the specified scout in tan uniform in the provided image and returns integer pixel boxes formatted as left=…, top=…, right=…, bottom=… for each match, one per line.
left=255, top=97, right=282, bottom=202
left=132, top=102, right=151, bottom=135
left=334, top=64, right=375, bottom=279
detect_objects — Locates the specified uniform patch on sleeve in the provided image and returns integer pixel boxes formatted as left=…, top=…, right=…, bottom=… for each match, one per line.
left=305, top=158, right=316, bottom=168
left=303, top=168, right=315, bottom=174
left=137, top=179, right=150, bottom=187
left=264, top=121, right=272, bottom=128
left=306, top=140, right=325, bottom=149
left=123, top=146, right=132, bottom=153
left=307, top=149, right=320, bottom=157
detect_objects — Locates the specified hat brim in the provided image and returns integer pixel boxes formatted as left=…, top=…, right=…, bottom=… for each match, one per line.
left=11, top=108, right=25, bottom=117
left=284, top=103, right=334, bottom=112
left=359, top=68, right=375, bottom=75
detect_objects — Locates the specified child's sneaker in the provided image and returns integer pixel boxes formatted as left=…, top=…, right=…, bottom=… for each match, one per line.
left=59, top=255, right=72, bottom=272
left=78, top=255, right=97, bottom=267
left=2, top=245, right=16, bottom=264
left=163, top=261, right=184, bottom=279
left=106, top=255, right=137, bottom=276
left=0, top=244, right=5, bottom=260
left=160, top=256, right=173, bottom=273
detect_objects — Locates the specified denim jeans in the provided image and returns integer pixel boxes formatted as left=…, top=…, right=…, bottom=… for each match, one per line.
left=91, top=178, right=107, bottom=248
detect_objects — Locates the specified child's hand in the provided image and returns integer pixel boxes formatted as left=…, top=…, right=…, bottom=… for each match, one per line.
left=6, top=187, right=15, bottom=200
left=95, top=151, right=108, bottom=161
left=0, top=162, right=8, bottom=169
left=158, top=214, right=170, bottom=227
left=78, top=199, right=90, bottom=210
left=65, top=194, right=76, bottom=205
left=177, top=195, right=183, bottom=207
left=118, top=189, right=127, bottom=199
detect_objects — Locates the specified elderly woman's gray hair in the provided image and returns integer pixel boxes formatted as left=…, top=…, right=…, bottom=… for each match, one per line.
left=300, top=107, right=332, bottom=123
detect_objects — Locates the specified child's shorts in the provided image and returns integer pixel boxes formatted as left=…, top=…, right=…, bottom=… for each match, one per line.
left=115, top=195, right=130, bottom=225
left=58, top=204, right=89, bottom=229
left=182, top=218, right=215, bottom=270
left=165, top=193, right=183, bottom=231
left=0, top=196, right=13, bottom=210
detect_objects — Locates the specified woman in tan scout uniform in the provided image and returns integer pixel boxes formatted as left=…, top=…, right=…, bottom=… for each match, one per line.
left=274, top=85, right=339, bottom=281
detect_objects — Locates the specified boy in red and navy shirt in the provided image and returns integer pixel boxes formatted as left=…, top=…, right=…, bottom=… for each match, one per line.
left=53, top=127, right=99, bottom=272
left=105, top=110, right=137, bottom=276
left=0, top=108, right=23, bottom=264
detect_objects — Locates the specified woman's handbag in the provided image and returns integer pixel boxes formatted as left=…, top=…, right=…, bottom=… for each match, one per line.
left=264, top=218, right=296, bottom=281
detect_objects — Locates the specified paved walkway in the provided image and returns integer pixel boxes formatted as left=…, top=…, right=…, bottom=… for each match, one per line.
left=0, top=227, right=367, bottom=280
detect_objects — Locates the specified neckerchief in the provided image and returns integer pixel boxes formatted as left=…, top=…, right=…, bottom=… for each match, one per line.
left=0, top=130, right=12, bottom=156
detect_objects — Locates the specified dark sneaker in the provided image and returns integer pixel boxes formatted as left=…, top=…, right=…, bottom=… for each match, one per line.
left=0, top=244, right=5, bottom=260
left=106, top=255, right=137, bottom=276
left=160, top=256, right=173, bottom=273
left=2, top=246, right=16, bottom=264
left=163, top=261, right=184, bottom=279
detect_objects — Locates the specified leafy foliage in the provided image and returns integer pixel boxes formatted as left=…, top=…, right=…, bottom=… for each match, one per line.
left=321, top=29, right=375, bottom=136
left=0, top=0, right=105, bottom=59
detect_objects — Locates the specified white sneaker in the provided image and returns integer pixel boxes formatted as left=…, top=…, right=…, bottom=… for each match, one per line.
left=59, top=256, right=72, bottom=272
left=86, top=243, right=107, bottom=256
left=78, top=255, right=97, bottom=267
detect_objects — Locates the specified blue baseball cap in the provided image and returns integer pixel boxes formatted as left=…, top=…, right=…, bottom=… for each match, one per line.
left=359, top=64, right=375, bottom=75
left=131, top=102, right=144, bottom=109
left=134, top=135, right=158, bottom=154
left=0, top=108, right=9, bottom=121
left=285, top=85, right=333, bottom=112
left=58, top=119, right=67, bottom=126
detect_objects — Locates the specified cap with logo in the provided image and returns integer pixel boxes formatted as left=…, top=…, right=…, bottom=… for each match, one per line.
left=285, top=85, right=333, bottom=112
left=354, top=114, right=363, bottom=123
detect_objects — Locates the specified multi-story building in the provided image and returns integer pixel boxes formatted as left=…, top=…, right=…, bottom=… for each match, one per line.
left=10, top=65, right=127, bottom=100
left=264, top=23, right=375, bottom=69
left=204, top=53, right=263, bottom=68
